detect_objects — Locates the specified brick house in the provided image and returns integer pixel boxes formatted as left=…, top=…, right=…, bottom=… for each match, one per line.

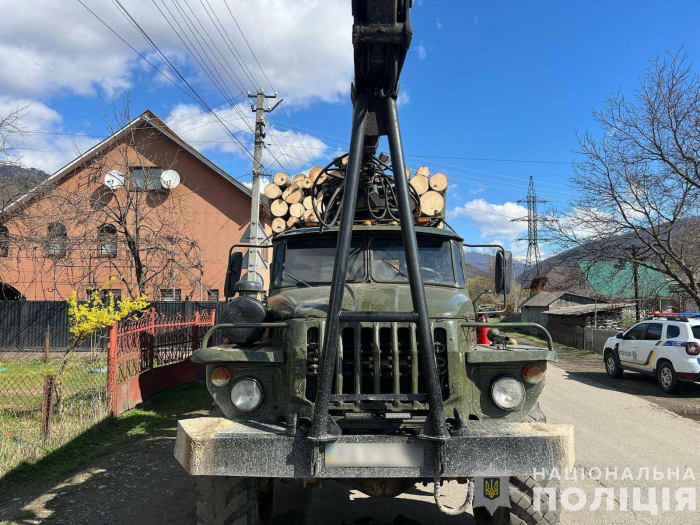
left=0, top=110, right=270, bottom=301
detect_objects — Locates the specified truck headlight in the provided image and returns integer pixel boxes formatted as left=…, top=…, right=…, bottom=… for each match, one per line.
left=491, top=376, right=525, bottom=410
left=230, top=379, right=263, bottom=412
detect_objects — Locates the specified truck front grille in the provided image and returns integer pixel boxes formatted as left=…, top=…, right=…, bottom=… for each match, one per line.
left=305, top=322, right=449, bottom=407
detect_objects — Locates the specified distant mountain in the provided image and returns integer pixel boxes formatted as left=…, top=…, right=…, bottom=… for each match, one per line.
left=0, top=164, right=50, bottom=210
left=0, top=164, right=50, bottom=180
left=463, top=249, right=526, bottom=282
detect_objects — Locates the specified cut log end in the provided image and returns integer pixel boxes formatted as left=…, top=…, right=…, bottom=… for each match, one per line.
left=410, top=175, right=430, bottom=196
left=416, top=165, right=430, bottom=178
left=420, top=191, right=445, bottom=216
left=282, top=183, right=304, bottom=204
left=264, top=183, right=282, bottom=199
left=272, top=217, right=286, bottom=233
left=270, top=199, right=289, bottom=217
left=429, top=172, right=448, bottom=193
left=273, top=172, right=290, bottom=187
left=308, top=166, right=323, bottom=182
left=289, top=202, right=305, bottom=218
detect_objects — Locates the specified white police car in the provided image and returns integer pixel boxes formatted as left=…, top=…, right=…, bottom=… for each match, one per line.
left=603, top=313, right=700, bottom=393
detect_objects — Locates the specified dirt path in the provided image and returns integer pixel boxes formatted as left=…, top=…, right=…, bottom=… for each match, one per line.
left=1, top=429, right=197, bottom=525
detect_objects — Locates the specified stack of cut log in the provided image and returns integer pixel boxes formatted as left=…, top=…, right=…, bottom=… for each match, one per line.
left=408, top=166, right=447, bottom=217
left=264, top=165, right=447, bottom=233
left=265, top=170, right=324, bottom=233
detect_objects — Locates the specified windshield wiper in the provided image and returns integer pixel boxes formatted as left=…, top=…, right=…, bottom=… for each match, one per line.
left=381, top=258, right=408, bottom=279
left=283, top=271, right=312, bottom=287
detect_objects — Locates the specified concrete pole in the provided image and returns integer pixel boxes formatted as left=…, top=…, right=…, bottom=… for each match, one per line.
left=246, top=90, right=279, bottom=285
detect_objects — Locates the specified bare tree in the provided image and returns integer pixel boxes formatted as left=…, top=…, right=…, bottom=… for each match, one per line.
left=546, top=51, right=700, bottom=308
left=1, top=95, right=205, bottom=300
left=0, top=105, right=33, bottom=212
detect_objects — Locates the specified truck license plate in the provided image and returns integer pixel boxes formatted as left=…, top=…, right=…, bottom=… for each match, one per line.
left=324, top=443, right=424, bottom=468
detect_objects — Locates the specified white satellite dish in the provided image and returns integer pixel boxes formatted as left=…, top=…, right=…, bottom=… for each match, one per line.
left=160, top=169, right=181, bottom=189
left=104, top=170, right=124, bottom=190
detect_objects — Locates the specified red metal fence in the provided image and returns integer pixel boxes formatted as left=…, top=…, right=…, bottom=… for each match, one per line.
left=106, top=308, right=215, bottom=417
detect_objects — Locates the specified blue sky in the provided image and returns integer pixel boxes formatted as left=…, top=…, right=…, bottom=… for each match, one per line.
left=2, top=0, right=699, bottom=256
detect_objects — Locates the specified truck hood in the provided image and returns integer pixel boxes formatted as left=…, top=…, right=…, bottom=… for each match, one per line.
left=267, top=283, right=472, bottom=320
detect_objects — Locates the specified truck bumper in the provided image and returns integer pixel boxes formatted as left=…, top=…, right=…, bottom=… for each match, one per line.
left=174, top=418, right=574, bottom=478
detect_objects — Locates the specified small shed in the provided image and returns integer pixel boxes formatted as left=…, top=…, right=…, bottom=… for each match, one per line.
left=542, top=302, right=634, bottom=348
left=519, top=291, right=594, bottom=328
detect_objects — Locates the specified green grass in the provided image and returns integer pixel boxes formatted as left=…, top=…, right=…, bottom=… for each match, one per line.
left=0, top=382, right=211, bottom=492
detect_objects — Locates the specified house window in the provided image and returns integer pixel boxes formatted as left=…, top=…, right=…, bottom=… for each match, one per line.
left=130, top=167, right=162, bottom=190
left=86, top=288, right=122, bottom=302
left=161, top=289, right=181, bottom=301
left=0, top=225, right=8, bottom=257
left=208, top=289, right=219, bottom=301
left=97, top=223, right=118, bottom=257
left=46, top=222, right=67, bottom=257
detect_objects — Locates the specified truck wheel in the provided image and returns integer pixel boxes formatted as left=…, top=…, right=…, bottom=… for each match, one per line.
left=657, top=362, right=680, bottom=393
left=473, top=404, right=561, bottom=525
left=604, top=350, right=624, bottom=378
left=196, top=476, right=273, bottom=525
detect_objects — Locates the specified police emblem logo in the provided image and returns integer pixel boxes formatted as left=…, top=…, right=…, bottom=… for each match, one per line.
left=484, top=477, right=500, bottom=500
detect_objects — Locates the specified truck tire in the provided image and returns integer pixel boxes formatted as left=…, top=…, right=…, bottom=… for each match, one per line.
left=473, top=404, right=561, bottom=525
left=196, top=476, right=273, bottom=525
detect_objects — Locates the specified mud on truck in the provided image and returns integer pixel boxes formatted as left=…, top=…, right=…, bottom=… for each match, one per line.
left=174, top=2, right=574, bottom=524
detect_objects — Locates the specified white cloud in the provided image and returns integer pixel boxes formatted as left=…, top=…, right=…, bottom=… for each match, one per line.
left=164, top=103, right=337, bottom=172
left=416, top=44, right=427, bottom=61
left=397, top=88, right=410, bottom=108
left=448, top=198, right=529, bottom=254
left=0, top=1, right=353, bottom=105
left=0, top=96, right=97, bottom=173
left=436, top=20, right=443, bottom=30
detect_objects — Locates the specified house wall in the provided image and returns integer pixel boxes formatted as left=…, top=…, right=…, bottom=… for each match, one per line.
left=0, top=126, right=271, bottom=300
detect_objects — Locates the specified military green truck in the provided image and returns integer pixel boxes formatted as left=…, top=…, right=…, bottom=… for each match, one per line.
left=175, top=225, right=573, bottom=524
left=175, top=2, right=573, bottom=523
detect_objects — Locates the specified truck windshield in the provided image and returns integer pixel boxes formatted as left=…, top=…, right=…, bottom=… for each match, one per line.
left=371, top=236, right=458, bottom=285
left=273, top=238, right=365, bottom=286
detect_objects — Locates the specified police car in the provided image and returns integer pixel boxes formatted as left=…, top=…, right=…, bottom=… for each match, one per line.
left=603, top=313, right=700, bottom=393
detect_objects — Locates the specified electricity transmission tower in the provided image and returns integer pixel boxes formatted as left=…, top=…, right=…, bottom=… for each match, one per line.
left=512, top=176, right=548, bottom=290
left=247, top=89, right=281, bottom=285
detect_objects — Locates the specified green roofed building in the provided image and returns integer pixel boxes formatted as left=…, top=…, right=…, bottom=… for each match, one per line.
left=577, top=261, right=674, bottom=300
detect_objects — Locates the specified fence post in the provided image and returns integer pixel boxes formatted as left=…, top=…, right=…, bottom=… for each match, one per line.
left=192, top=311, right=200, bottom=352
left=44, top=324, right=50, bottom=363
left=41, top=374, right=55, bottom=442
left=106, top=321, right=118, bottom=416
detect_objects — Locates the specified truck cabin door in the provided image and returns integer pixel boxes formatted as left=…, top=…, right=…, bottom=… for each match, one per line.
left=618, top=322, right=647, bottom=366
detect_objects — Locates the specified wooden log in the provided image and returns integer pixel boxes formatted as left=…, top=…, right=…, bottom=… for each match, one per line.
left=303, top=196, right=314, bottom=210
left=271, top=199, right=289, bottom=217
left=429, top=172, right=448, bottom=193
left=409, top=175, right=430, bottom=196
left=282, top=183, right=304, bottom=204
left=289, top=202, right=305, bottom=218
left=273, top=171, right=290, bottom=187
left=303, top=209, right=318, bottom=222
left=415, top=165, right=430, bottom=178
left=405, top=167, right=412, bottom=179
left=308, top=166, right=323, bottom=183
left=287, top=216, right=300, bottom=228
left=264, top=183, right=282, bottom=200
left=293, top=173, right=306, bottom=183
left=272, top=217, right=286, bottom=233
left=299, top=177, right=313, bottom=190
left=420, top=191, right=445, bottom=216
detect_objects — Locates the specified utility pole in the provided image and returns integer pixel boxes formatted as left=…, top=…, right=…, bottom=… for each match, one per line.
left=247, top=89, right=281, bottom=286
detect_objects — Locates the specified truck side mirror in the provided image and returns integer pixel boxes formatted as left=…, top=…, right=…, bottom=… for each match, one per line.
left=494, top=250, right=512, bottom=295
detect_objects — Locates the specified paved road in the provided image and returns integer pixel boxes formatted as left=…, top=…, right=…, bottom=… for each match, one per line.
left=3, top=364, right=699, bottom=524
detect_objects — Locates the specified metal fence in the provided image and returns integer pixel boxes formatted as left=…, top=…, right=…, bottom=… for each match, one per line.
left=108, top=308, right=215, bottom=416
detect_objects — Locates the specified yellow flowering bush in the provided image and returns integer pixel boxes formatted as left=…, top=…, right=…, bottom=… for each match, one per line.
left=66, top=277, right=149, bottom=345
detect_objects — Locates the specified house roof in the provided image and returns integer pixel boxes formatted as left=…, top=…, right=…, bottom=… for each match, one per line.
left=578, top=261, right=674, bottom=299
left=520, top=291, right=567, bottom=308
left=3, top=110, right=263, bottom=214
left=543, top=302, right=635, bottom=316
